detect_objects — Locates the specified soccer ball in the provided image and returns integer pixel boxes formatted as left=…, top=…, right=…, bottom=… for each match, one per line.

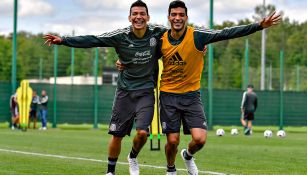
left=264, top=130, right=273, bottom=138
left=277, top=130, right=286, bottom=138
left=231, top=128, right=239, bottom=135
left=216, top=129, right=225, bottom=136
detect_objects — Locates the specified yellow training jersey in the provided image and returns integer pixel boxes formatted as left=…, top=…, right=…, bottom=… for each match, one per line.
left=160, top=26, right=204, bottom=93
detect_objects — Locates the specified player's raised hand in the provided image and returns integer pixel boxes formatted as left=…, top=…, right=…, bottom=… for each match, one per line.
left=43, top=34, right=62, bottom=46
left=259, top=11, right=282, bottom=28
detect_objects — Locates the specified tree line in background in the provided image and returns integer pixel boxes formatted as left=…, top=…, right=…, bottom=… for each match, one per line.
left=0, top=5, right=306, bottom=90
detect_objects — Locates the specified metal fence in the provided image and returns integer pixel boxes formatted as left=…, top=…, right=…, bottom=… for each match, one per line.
left=1, top=82, right=307, bottom=127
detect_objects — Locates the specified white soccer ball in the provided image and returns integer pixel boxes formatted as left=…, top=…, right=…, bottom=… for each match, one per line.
left=277, top=130, right=286, bottom=138
left=231, top=128, right=239, bottom=135
left=216, top=129, right=225, bottom=136
left=264, top=130, right=273, bottom=138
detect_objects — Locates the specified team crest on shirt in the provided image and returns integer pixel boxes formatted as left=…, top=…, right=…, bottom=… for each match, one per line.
left=150, top=37, right=157, bottom=47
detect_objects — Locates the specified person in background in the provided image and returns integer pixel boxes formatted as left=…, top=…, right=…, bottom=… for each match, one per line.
left=39, top=90, right=48, bottom=130
left=241, top=84, right=258, bottom=135
left=10, top=93, right=19, bottom=130
left=28, top=90, right=39, bottom=129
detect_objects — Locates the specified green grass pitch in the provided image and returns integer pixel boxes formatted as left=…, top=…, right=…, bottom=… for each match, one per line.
left=0, top=126, right=307, bottom=175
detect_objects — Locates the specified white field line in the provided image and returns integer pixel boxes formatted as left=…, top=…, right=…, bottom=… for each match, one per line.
left=0, top=148, right=236, bottom=175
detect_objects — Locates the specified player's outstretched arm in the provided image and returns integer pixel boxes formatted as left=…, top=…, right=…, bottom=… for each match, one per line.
left=43, top=34, right=101, bottom=48
left=194, top=11, right=282, bottom=49
left=259, top=11, right=282, bottom=28
left=43, top=34, right=62, bottom=46
left=44, top=31, right=121, bottom=48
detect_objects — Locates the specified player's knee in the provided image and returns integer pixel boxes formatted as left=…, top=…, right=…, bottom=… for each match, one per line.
left=167, top=137, right=180, bottom=147
left=193, top=137, right=206, bottom=146
left=167, top=141, right=179, bottom=149
left=112, top=136, right=123, bottom=143
left=136, top=130, right=148, bottom=139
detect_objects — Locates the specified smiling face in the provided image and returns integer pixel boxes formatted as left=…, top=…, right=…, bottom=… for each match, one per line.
left=168, top=7, right=188, bottom=32
left=129, top=6, right=150, bottom=31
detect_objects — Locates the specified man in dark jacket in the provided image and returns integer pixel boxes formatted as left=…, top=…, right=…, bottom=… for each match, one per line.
left=241, top=84, right=258, bottom=135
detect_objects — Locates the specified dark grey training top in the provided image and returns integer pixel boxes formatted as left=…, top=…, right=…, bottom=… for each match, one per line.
left=61, top=24, right=167, bottom=91
left=241, top=91, right=258, bottom=113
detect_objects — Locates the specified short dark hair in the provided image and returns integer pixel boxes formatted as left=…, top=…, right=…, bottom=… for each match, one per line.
left=247, top=84, right=254, bottom=88
left=168, top=0, right=188, bottom=16
left=130, top=0, right=149, bottom=16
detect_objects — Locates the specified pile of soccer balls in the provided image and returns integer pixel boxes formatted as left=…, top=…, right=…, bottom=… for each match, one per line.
left=215, top=128, right=286, bottom=138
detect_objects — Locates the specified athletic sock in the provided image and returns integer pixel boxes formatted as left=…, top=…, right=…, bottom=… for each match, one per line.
left=184, top=149, right=193, bottom=160
left=129, top=148, right=139, bottom=159
left=244, top=127, right=251, bottom=135
left=107, top=157, right=118, bottom=173
left=244, top=127, right=249, bottom=133
left=167, top=165, right=176, bottom=172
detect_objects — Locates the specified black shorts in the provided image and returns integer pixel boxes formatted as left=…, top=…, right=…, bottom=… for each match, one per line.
left=29, top=110, right=37, bottom=119
left=243, top=112, right=255, bottom=120
left=160, top=91, right=207, bottom=135
left=108, top=88, right=155, bottom=137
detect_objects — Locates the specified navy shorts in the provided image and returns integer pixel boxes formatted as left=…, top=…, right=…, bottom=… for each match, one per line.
left=108, top=88, right=155, bottom=137
left=160, top=91, right=207, bottom=135
left=243, top=111, right=255, bottom=121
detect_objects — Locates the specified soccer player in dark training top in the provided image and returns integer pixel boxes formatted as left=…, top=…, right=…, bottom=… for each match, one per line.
left=44, top=1, right=167, bottom=175
left=241, top=84, right=258, bottom=135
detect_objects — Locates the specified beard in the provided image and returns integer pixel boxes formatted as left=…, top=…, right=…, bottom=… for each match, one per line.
left=172, top=22, right=185, bottom=32
left=174, top=27, right=183, bottom=32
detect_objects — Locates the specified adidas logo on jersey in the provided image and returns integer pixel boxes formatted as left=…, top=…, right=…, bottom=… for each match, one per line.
left=168, top=52, right=186, bottom=66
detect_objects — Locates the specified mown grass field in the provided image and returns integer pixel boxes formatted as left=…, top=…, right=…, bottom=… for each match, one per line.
left=0, top=124, right=307, bottom=175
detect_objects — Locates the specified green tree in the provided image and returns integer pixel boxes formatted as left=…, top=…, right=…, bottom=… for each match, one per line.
left=0, top=36, right=12, bottom=81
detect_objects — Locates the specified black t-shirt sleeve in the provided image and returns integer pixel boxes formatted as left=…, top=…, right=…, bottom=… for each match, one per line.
left=194, top=23, right=263, bottom=51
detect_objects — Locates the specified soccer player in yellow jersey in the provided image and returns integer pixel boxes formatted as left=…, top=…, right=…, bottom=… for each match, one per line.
left=159, top=1, right=281, bottom=174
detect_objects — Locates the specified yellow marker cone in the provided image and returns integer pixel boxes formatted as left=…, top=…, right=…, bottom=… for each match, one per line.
left=150, top=60, right=163, bottom=150
left=151, top=60, right=163, bottom=135
left=16, top=80, right=33, bottom=131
